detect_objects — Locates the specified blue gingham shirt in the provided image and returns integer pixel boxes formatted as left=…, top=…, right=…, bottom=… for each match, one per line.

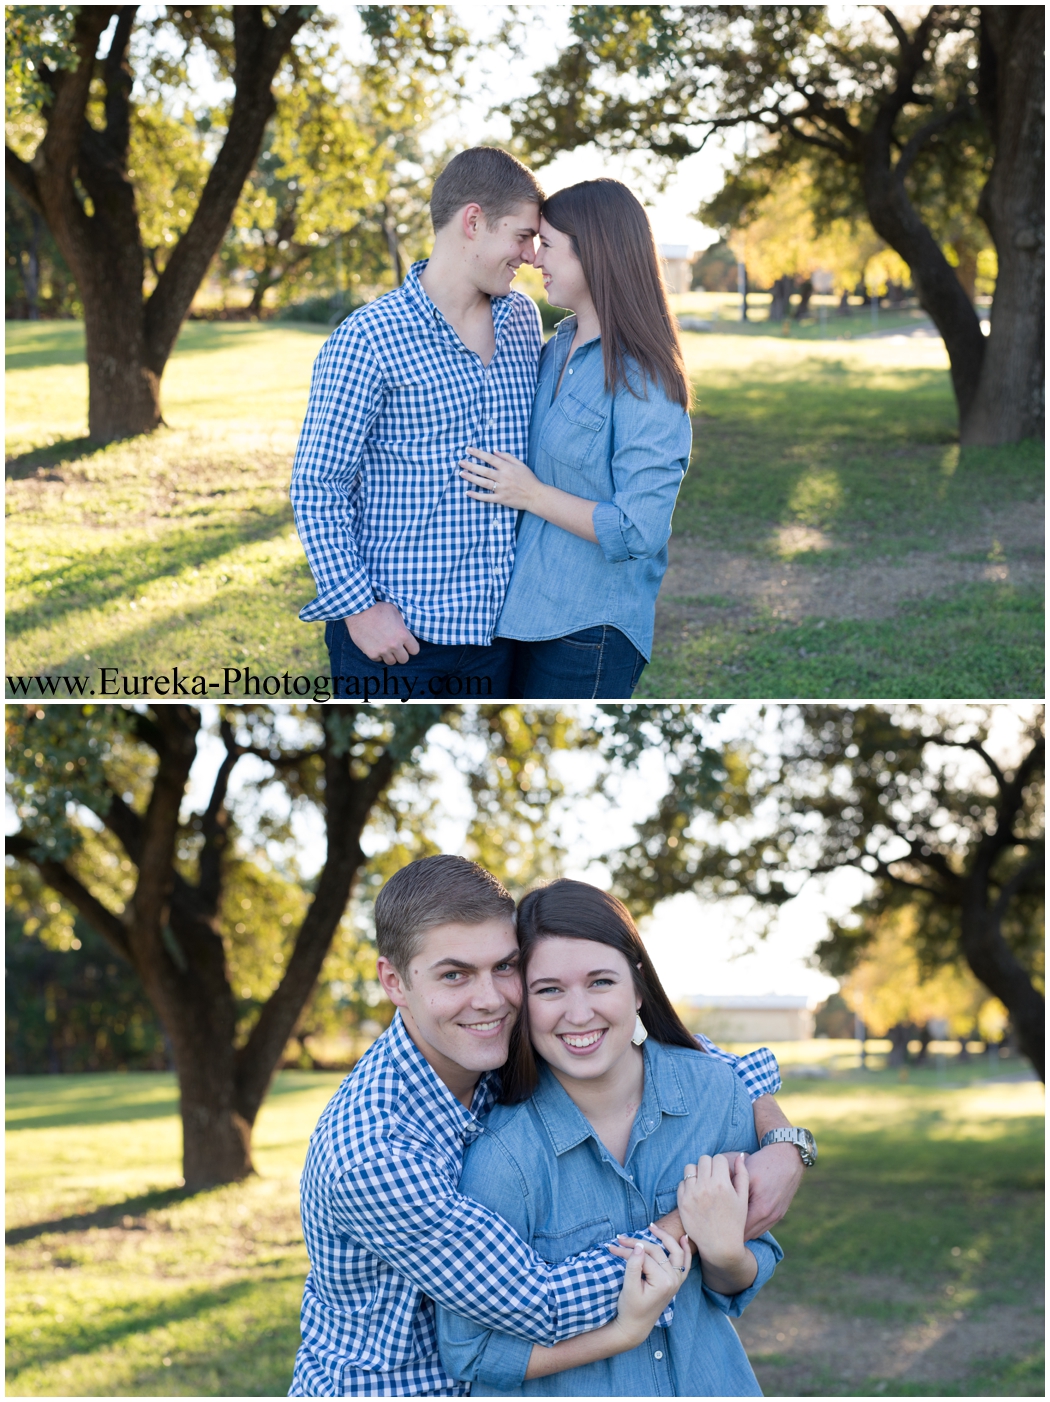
left=290, top=1013, right=780, bottom=1396
left=290, top=261, right=543, bottom=645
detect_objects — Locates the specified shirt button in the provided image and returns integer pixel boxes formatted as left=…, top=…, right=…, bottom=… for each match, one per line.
left=568, top=368, right=573, bottom=374
left=654, top=1351, right=664, bottom=1360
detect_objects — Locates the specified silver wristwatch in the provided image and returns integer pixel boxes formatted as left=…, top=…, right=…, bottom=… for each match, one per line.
left=759, top=1127, right=817, bottom=1166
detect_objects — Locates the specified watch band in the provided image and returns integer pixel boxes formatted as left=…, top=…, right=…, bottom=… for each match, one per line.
left=760, top=1126, right=817, bottom=1166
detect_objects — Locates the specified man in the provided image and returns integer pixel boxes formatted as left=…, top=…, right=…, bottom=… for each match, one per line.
left=291, top=857, right=810, bottom=1396
left=290, top=148, right=545, bottom=701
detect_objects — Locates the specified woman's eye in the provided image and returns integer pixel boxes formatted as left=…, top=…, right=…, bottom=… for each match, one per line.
left=534, top=985, right=560, bottom=996
left=591, top=978, right=613, bottom=987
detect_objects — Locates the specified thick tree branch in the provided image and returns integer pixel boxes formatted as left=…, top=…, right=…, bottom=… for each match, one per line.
left=878, top=5, right=912, bottom=53
left=129, top=707, right=200, bottom=939
left=102, top=7, right=138, bottom=163
left=144, top=5, right=312, bottom=372
left=197, top=716, right=243, bottom=910
left=7, top=836, right=132, bottom=961
left=41, top=8, right=115, bottom=179
left=101, top=792, right=145, bottom=865
left=991, top=854, right=1043, bottom=921
left=896, top=101, right=973, bottom=181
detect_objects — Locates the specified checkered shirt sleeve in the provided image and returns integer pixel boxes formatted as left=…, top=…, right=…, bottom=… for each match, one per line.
left=290, top=263, right=543, bottom=646
left=696, top=1033, right=782, bottom=1099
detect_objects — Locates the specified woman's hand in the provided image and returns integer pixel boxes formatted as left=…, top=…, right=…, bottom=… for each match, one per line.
left=605, top=1224, right=691, bottom=1349
left=677, top=1153, right=757, bottom=1294
left=459, top=446, right=544, bottom=512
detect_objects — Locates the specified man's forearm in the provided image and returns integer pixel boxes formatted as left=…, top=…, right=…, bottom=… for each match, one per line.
left=752, top=1093, right=792, bottom=1140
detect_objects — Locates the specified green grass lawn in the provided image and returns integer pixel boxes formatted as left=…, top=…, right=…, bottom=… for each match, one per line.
left=6, top=318, right=1043, bottom=698
left=6, top=1061, right=1043, bottom=1396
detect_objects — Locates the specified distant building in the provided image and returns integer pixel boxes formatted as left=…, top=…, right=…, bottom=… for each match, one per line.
left=659, top=244, right=692, bottom=295
left=682, top=994, right=814, bottom=1042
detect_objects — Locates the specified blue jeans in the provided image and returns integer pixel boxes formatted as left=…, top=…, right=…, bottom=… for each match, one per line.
left=325, top=621, right=514, bottom=702
left=508, top=626, right=647, bottom=699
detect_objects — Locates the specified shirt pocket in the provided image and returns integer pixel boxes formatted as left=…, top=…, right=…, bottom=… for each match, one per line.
left=654, top=1186, right=680, bottom=1220
left=532, top=1215, right=615, bottom=1263
left=545, top=391, right=608, bottom=472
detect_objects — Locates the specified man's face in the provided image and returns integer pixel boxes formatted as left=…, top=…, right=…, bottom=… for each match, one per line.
left=378, top=919, right=521, bottom=1081
left=467, top=201, right=540, bottom=295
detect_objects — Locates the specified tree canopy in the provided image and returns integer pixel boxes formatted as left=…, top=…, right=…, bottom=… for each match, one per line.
left=509, top=5, right=1043, bottom=444
left=4, top=6, right=469, bottom=439
left=603, top=703, right=1044, bottom=1078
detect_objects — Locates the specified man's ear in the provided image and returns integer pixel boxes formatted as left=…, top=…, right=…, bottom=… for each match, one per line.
left=377, top=955, right=410, bottom=1008
left=460, top=202, right=484, bottom=240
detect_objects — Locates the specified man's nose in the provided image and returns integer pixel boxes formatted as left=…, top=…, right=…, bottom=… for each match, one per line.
left=520, top=241, right=537, bottom=264
left=471, top=973, right=505, bottom=1008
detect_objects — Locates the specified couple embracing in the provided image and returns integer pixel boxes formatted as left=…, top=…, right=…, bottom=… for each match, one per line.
left=290, top=856, right=817, bottom=1397
left=290, top=147, right=692, bottom=701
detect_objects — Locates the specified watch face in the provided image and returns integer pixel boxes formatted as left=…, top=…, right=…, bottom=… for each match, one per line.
left=798, top=1129, right=817, bottom=1163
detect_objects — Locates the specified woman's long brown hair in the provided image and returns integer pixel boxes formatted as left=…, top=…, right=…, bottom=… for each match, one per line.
left=541, top=179, right=691, bottom=411
left=499, top=879, right=700, bottom=1104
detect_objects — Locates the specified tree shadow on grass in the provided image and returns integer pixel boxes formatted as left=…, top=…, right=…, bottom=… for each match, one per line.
left=6, top=1185, right=195, bottom=1247
left=7, top=1265, right=303, bottom=1378
left=6, top=510, right=296, bottom=638
left=5, top=437, right=102, bottom=479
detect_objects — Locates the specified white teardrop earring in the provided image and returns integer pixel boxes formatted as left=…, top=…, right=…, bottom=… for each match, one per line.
left=631, top=1015, right=648, bottom=1046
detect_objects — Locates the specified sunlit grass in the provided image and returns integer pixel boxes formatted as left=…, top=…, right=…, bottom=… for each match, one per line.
left=5, top=1066, right=1042, bottom=1396
left=6, top=321, right=1043, bottom=697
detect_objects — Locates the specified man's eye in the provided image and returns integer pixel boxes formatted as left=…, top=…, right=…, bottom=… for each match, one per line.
left=442, top=971, right=463, bottom=981
left=494, top=962, right=516, bottom=973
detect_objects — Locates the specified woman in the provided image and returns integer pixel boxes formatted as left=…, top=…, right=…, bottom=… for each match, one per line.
left=459, top=180, right=692, bottom=699
left=436, top=881, right=781, bottom=1396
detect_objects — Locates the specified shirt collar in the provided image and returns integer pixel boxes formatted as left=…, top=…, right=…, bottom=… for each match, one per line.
left=530, top=1038, right=689, bottom=1157
left=385, top=1010, right=495, bottom=1136
left=402, top=257, right=517, bottom=339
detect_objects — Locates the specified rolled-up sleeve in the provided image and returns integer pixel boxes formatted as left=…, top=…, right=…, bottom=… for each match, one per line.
left=701, top=1233, right=783, bottom=1317
left=290, top=317, right=385, bottom=621
left=591, top=378, right=691, bottom=563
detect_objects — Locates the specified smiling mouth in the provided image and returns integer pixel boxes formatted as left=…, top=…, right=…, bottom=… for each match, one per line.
left=459, top=1017, right=506, bottom=1034
left=557, top=1029, right=607, bottom=1051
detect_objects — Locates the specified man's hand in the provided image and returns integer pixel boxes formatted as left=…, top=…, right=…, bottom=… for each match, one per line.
left=345, top=602, right=420, bottom=666
left=742, top=1142, right=804, bottom=1239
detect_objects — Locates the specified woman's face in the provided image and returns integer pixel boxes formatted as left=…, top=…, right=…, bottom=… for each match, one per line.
left=526, top=936, right=642, bottom=1083
left=534, top=217, right=591, bottom=312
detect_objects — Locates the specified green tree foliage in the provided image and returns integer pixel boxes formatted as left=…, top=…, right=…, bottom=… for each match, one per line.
left=220, top=11, right=468, bottom=314
left=604, top=704, right=1044, bottom=1078
left=507, top=5, right=1043, bottom=444
left=5, top=703, right=590, bottom=1184
left=4, top=6, right=473, bottom=438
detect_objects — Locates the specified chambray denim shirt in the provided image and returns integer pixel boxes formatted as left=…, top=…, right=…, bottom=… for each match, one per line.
left=495, top=317, right=692, bottom=660
left=436, top=1039, right=781, bottom=1397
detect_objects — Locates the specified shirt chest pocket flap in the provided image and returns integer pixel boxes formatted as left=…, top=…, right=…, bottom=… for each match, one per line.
left=547, top=392, right=608, bottom=468
left=654, top=1187, right=679, bottom=1220
left=533, top=1215, right=614, bottom=1263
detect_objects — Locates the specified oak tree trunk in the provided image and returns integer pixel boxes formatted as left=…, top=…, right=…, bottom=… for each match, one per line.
left=959, top=901, right=1045, bottom=1082
left=966, top=6, right=1045, bottom=444
left=5, top=6, right=310, bottom=443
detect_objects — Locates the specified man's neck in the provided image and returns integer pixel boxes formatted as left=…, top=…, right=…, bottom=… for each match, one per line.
left=398, top=1009, right=479, bottom=1109
left=419, top=247, right=492, bottom=325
